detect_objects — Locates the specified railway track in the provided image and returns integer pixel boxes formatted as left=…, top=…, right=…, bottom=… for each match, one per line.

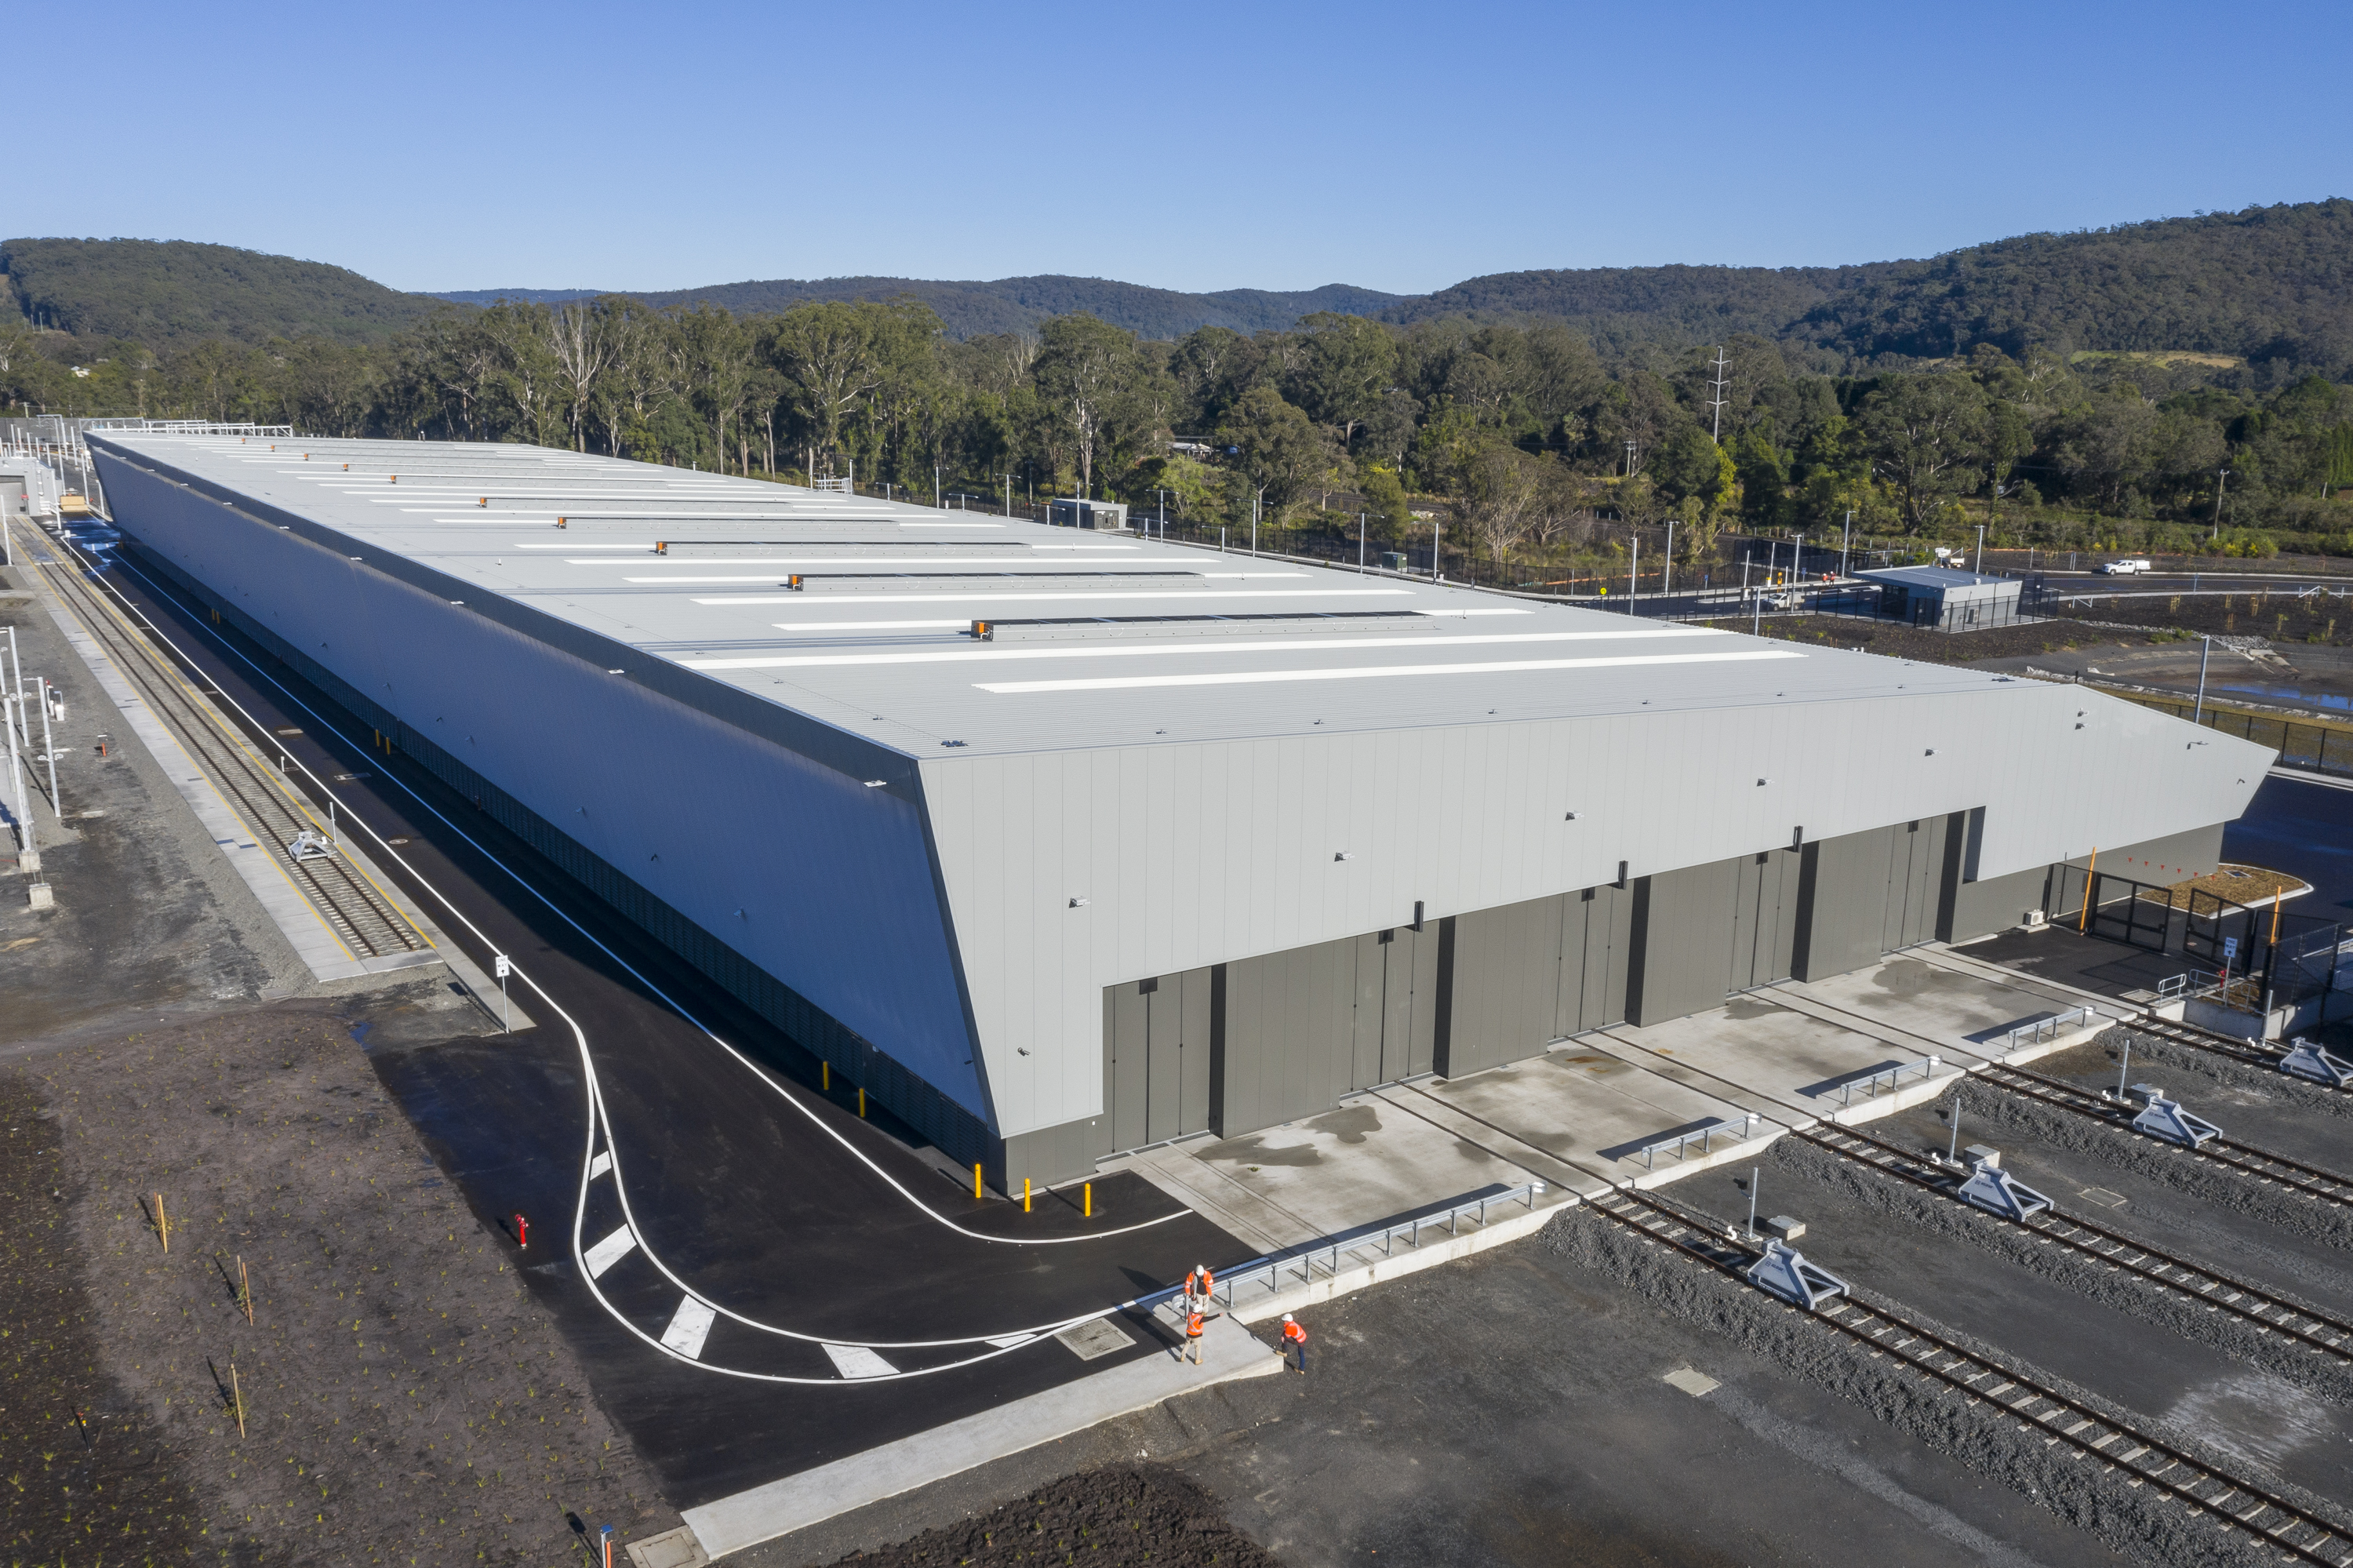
left=1912, top=947, right=2347, bottom=1097
left=32, top=527, right=427, bottom=962
left=2122, top=1011, right=2351, bottom=1095
left=1797, top=1122, right=2353, bottom=1362
left=1584, top=1184, right=2353, bottom=1567
left=1973, top=1060, right=2353, bottom=1212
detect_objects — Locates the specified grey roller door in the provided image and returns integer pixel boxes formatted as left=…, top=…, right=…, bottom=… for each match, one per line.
left=1104, top=967, right=1216, bottom=1151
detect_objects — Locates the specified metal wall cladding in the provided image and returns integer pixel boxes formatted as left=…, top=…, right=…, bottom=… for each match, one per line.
left=922, top=681, right=2267, bottom=1139
left=1101, top=969, right=1213, bottom=1149
left=1445, top=882, right=1635, bottom=1077
left=1217, top=922, right=1442, bottom=1138
left=101, top=457, right=986, bottom=1119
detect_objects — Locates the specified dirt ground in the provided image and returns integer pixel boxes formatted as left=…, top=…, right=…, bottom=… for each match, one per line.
left=1, top=992, right=675, bottom=1566
left=820, top=1465, right=1280, bottom=1567
left=2040, top=588, right=2353, bottom=646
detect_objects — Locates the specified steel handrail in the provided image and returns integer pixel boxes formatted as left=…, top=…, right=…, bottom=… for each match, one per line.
left=1202, top=1181, right=1551, bottom=1310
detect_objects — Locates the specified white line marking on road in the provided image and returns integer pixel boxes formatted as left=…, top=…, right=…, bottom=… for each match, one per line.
left=589, top=1151, right=613, bottom=1179
left=824, top=1343, right=899, bottom=1379
left=985, top=1333, right=1036, bottom=1348
left=663, top=1297, right=718, bottom=1359
left=584, top=1225, right=638, bottom=1279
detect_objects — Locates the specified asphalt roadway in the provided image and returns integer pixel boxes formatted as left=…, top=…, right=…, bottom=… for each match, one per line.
left=72, top=535, right=1256, bottom=1508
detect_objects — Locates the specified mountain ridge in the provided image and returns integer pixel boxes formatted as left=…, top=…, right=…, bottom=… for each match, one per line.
left=9, top=200, right=2353, bottom=370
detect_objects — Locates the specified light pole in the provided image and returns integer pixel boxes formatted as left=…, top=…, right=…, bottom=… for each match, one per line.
left=1839, top=509, right=1853, bottom=579
left=2193, top=635, right=2212, bottom=726
left=1628, top=530, right=1639, bottom=612
left=1358, top=511, right=1367, bottom=573
left=1663, top=518, right=1675, bottom=596
left=1974, top=523, right=1986, bottom=575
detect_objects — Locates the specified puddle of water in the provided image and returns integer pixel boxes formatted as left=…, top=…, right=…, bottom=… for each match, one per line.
left=2162, top=1369, right=2336, bottom=1471
left=2212, top=681, right=2353, bottom=713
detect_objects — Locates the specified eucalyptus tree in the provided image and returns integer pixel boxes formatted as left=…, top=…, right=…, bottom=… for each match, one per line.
left=1282, top=313, right=1398, bottom=449
left=1032, top=313, right=1142, bottom=498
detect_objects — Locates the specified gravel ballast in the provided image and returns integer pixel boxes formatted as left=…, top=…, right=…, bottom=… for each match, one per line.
left=1971, top=1071, right=2353, bottom=1254
left=1543, top=1206, right=2352, bottom=1568
left=2110, top=1028, right=2353, bottom=1124
left=1766, top=1133, right=2353, bottom=1403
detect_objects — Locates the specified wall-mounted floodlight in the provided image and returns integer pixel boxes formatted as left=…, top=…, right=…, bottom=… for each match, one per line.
left=1615, top=860, right=1629, bottom=889
left=1756, top=777, right=1770, bottom=787
left=1069, top=896, right=1090, bottom=908
left=1791, top=827, right=1805, bottom=850
left=1412, top=900, right=1426, bottom=932
left=1564, top=810, right=1581, bottom=820
left=864, top=779, right=888, bottom=788
left=1923, top=748, right=1937, bottom=756
left=1334, top=851, right=1354, bottom=861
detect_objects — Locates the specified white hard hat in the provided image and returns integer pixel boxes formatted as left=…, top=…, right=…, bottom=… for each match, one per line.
left=1195, top=1264, right=1206, bottom=1272
left=1282, top=1312, right=1294, bottom=1322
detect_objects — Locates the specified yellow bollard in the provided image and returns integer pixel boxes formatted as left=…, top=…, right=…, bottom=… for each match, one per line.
left=973, top=1163, right=984, bottom=1200
left=1084, top=1183, right=1092, bottom=1218
left=1024, top=1178, right=1032, bottom=1213
left=858, top=1087, right=867, bottom=1118
left=821, top=1061, right=829, bottom=1091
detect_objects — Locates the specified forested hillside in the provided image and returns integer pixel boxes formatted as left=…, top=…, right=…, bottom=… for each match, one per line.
left=1, top=238, right=442, bottom=346
left=15, top=201, right=2353, bottom=364
left=8, top=202, right=2353, bottom=588
left=435, top=277, right=1402, bottom=340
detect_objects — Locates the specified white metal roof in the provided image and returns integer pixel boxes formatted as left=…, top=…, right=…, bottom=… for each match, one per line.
left=94, top=432, right=2031, bottom=760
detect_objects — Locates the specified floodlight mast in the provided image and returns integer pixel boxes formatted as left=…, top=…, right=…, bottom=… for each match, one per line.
left=1707, top=346, right=1731, bottom=442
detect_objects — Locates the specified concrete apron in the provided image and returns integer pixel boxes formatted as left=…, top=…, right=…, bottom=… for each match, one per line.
left=671, top=1318, right=1282, bottom=1562
left=661, top=949, right=2122, bottom=1560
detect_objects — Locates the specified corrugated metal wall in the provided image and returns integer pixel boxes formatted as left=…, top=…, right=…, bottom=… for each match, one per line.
left=99, top=453, right=995, bottom=1165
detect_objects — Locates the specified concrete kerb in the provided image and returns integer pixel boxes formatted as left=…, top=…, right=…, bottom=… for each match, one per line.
left=673, top=1319, right=1281, bottom=1561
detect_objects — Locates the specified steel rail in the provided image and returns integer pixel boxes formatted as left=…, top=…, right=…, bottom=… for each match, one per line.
left=35, top=530, right=425, bottom=961
left=2122, top=1012, right=2351, bottom=1096
left=1974, top=1060, right=2353, bottom=1211
left=1583, top=1184, right=2353, bottom=1567
left=1797, top=1122, right=2353, bottom=1362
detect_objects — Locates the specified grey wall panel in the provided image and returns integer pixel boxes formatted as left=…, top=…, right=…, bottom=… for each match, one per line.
left=1107, top=984, right=1149, bottom=1151
left=922, top=675, right=2266, bottom=1141
left=1351, top=932, right=1387, bottom=1088
left=2098, top=824, right=2226, bottom=886
left=1444, top=893, right=1564, bottom=1077
left=1795, top=827, right=1896, bottom=981
left=1177, top=966, right=1214, bottom=1136
left=1628, top=858, right=1742, bottom=1025
left=1947, top=862, right=2054, bottom=942
left=97, top=458, right=987, bottom=1121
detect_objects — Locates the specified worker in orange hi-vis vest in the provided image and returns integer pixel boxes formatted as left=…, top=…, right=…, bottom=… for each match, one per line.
left=1184, top=1264, right=1215, bottom=1312
left=1280, top=1313, right=1307, bottom=1375
left=1183, top=1304, right=1220, bottom=1366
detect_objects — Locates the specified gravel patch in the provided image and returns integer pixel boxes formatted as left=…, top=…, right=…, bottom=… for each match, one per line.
left=1765, top=1134, right=2353, bottom=1403
left=1966, top=1079, right=2353, bottom=1253
left=819, top=1463, right=1281, bottom=1566
left=1542, top=1206, right=2351, bottom=1568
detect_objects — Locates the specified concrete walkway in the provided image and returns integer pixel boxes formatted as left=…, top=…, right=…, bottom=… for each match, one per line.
left=674, top=1319, right=1280, bottom=1562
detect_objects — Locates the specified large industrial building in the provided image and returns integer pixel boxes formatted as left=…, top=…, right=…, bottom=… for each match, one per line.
left=89, top=432, right=2271, bottom=1185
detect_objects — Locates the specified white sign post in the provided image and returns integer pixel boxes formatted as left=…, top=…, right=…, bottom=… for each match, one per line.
left=493, top=954, right=511, bottom=1034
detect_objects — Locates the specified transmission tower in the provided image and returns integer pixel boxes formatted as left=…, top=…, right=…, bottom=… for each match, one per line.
left=1706, top=345, right=1732, bottom=442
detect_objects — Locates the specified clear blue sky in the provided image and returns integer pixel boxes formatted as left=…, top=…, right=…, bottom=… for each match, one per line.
left=26, top=0, right=2352, bottom=298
